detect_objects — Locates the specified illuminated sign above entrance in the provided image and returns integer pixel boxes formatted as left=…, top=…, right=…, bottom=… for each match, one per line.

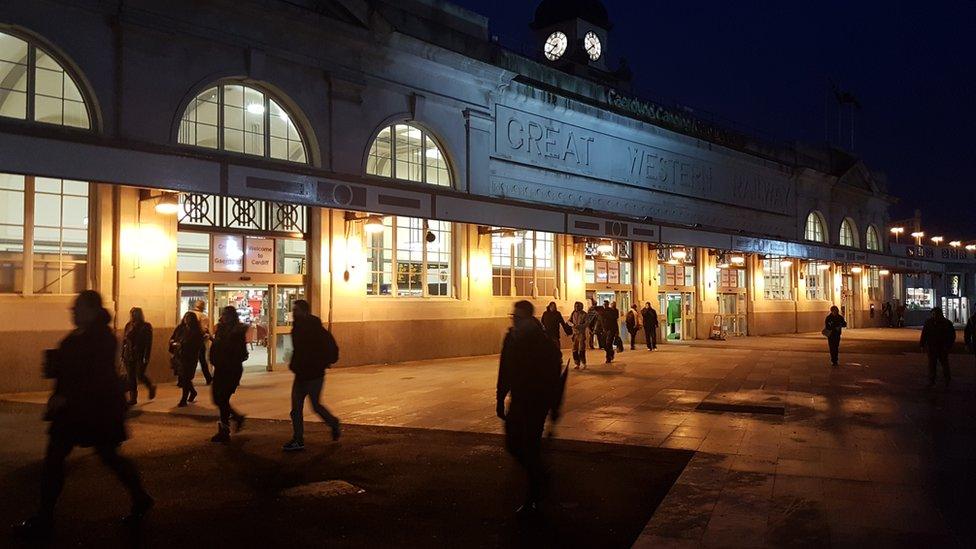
left=212, top=234, right=245, bottom=272
left=245, top=237, right=275, bottom=274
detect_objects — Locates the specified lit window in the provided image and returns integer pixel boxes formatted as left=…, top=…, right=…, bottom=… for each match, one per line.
left=718, top=267, right=744, bottom=289
left=0, top=173, right=89, bottom=294
left=492, top=230, right=556, bottom=297
left=366, top=216, right=452, bottom=297
left=366, top=123, right=451, bottom=187
left=762, top=258, right=792, bottom=300
left=866, top=226, right=881, bottom=251
left=804, top=262, right=829, bottom=301
left=867, top=267, right=882, bottom=300
left=178, top=83, right=308, bottom=164
left=804, top=212, right=826, bottom=243
left=0, top=30, right=90, bottom=128
left=839, top=218, right=858, bottom=247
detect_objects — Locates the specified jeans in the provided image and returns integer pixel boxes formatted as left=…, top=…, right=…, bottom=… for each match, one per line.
left=828, top=335, right=841, bottom=365
left=290, top=376, right=339, bottom=441
left=643, top=325, right=657, bottom=349
left=198, top=345, right=212, bottom=384
left=571, top=329, right=587, bottom=365
left=124, top=359, right=153, bottom=401
left=603, top=331, right=617, bottom=362
left=627, top=327, right=638, bottom=350
left=927, top=350, right=951, bottom=383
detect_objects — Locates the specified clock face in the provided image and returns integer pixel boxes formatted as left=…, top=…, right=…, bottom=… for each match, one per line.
left=544, top=31, right=568, bottom=61
left=584, top=31, right=602, bottom=61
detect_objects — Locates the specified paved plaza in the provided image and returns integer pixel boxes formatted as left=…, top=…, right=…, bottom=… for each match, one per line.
left=3, top=328, right=974, bottom=547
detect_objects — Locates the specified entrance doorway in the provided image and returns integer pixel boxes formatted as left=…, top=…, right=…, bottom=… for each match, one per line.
left=717, top=293, right=747, bottom=336
left=942, top=296, right=969, bottom=325
left=178, top=283, right=304, bottom=371
left=841, top=274, right=854, bottom=327
left=587, top=290, right=632, bottom=336
left=659, top=292, right=696, bottom=340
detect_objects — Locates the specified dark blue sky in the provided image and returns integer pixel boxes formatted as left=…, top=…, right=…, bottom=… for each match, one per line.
left=451, top=0, right=976, bottom=238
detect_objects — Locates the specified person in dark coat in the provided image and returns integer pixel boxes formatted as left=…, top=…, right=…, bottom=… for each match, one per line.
left=209, top=306, right=248, bottom=443
left=610, top=302, right=624, bottom=352
left=283, top=300, right=341, bottom=451
left=588, top=299, right=604, bottom=349
left=170, top=311, right=205, bottom=407
left=641, top=302, right=659, bottom=350
left=540, top=302, right=569, bottom=346
left=824, top=306, right=847, bottom=366
left=625, top=304, right=641, bottom=350
left=189, top=300, right=213, bottom=385
left=600, top=300, right=620, bottom=363
left=16, top=291, right=152, bottom=537
left=121, top=307, right=155, bottom=405
left=496, top=300, right=563, bottom=516
left=965, top=310, right=976, bottom=369
left=920, top=307, right=956, bottom=387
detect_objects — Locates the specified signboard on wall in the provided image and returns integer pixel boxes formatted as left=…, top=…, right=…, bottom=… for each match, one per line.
left=245, top=237, right=275, bottom=273
left=212, top=234, right=244, bottom=272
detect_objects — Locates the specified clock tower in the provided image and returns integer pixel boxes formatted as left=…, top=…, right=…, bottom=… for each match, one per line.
left=530, top=0, right=612, bottom=74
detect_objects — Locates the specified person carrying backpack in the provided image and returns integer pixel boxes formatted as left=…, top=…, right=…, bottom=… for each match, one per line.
left=283, top=300, right=341, bottom=451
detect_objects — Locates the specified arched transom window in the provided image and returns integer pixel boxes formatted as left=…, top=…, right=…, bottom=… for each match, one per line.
left=0, top=30, right=90, bottom=129
left=366, top=123, right=451, bottom=187
left=178, top=83, right=307, bottom=164
left=804, top=212, right=826, bottom=243
left=866, top=225, right=881, bottom=251
left=839, top=218, right=858, bottom=248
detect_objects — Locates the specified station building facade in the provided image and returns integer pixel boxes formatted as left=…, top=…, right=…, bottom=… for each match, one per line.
left=0, top=0, right=957, bottom=393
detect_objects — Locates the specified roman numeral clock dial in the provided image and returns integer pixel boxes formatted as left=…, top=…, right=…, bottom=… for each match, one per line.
left=544, top=31, right=568, bottom=61
left=584, top=31, right=602, bottom=61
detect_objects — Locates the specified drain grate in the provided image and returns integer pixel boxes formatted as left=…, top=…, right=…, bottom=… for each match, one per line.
left=695, top=401, right=785, bottom=415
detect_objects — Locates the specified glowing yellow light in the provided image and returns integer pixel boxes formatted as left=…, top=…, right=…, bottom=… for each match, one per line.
left=889, top=227, right=904, bottom=234
left=879, top=269, right=890, bottom=276
left=154, top=193, right=180, bottom=215
left=851, top=266, right=862, bottom=274
left=931, top=236, right=944, bottom=244
left=364, top=215, right=385, bottom=234
left=672, top=249, right=687, bottom=260
left=730, top=255, right=745, bottom=265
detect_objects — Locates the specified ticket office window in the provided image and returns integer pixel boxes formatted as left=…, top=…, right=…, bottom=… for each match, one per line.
left=585, top=259, right=632, bottom=285
left=867, top=267, right=882, bottom=301
left=492, top=230, right=556, bottom=297
left=906, top=287, right=934, bottom=310
left=366, top=216, right=453, bottom=297
left=804, top=263, right=830, bottom=301
left=717, top=268, right=744, bottom=290
left=660, top=264, right=695, bottom=287
left=763, top=259, right=792, bottom=300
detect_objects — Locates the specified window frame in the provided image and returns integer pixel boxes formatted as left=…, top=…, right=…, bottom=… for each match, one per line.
left=491, top=230, right=557, bottom=297
left=804, top=262, right=830, bottom=301
left=867, top=267, right=882, bottom=300
left=177, top=82, right=309, bottom=164
left=804, top=211, right=826, bottom=243
left=365, top=122, right=452, bottom=188
left=0, top=174, right=91, bottom=295
left=839, top=218, right=858, bottom=248
left=365, top=216, right=454, bottom=298
left=866, top=225, right=882, bottom=251
left=762, top=258, right=793, bottom=301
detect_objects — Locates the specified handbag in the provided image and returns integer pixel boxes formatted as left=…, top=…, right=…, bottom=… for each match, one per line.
left=821, top=328, right=831, bottom=338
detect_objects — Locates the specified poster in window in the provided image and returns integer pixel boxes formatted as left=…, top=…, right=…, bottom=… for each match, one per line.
left=595, top=261, right=608, bottom=282
left=212, top=234, right=244, bottom=272
left=608, top=261, right=620, bottom=284
left=245, top=237, right=275, bottom=273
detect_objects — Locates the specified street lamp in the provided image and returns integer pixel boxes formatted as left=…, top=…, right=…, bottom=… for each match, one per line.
left=910, top=231, right=924, bottom=245
left=967, top=244, right=976, bottom=252
left=949, top=241, right=961, bottom=248
left=931, top=236, right=944, bottom=245
left=889, top=226, right=904, bottom=243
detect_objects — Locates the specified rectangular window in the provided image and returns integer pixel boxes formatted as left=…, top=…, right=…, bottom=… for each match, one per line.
left=0, top=173, right=89, bottom=294
left=867, top=267, right=881, bottom=300
left=805, top=262, right=829, bottom=301
left=763, top=258, right=792, bottom=300
left=718, top=268, right=744, bottom=289
left=492, top=230, right=556, bottom=297
left=366, top=216, right=452, bottom=297
left=906, top=287, right=934, bottom=309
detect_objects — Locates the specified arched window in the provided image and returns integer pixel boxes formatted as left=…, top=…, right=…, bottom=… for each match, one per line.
left=178, top=83, right=307, bottom=164
left=0, top=30, right=91, bottom=129
left=839, top=218, right=858, bottom=247
left=804, top=212, right=826, bottom=243
left=866, top=225, right=881, bottom=251
left=366, top=123, right=451, bottom=187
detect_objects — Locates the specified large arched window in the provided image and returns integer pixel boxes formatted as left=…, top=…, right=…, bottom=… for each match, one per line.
left=366, top=123, right=451, bottom=187
left=865, top=225, right=881, bottom=251
left=178, top=83, right=307, bottom=164
left=804, top=212, right=826, bottom=243
left=839, top=218, right=858, bottom=248
left=0, top=30, right=90, bottom=129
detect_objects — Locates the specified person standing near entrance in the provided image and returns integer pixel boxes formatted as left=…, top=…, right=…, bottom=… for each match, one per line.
left=601, top=300, right=619, bottom=363
left=209, top=306, right=248, bottom=443
left=540, top=302, right=569, bottom=347
left=496, top=300, right=563, bottom=516
left=283, top=299, right=341, bottom=451
left=965, top=310, right=976, bottom=369
left=121, top=307, right=155, bottom=406
left=625, top=304, right=641, bottom=350
left=588, top=299, right=604, bottom=350
left=610, top=302, right=625, bottom=353
left=824, top=306, right=847, bottom=367
left=569, top=301, right=598, bottom=370
left=920, top=307, right=956, bottom=387
left=641, top=302, right=659, bottom=350
left=16, top=291, right=152, bottom=537
left=170, top=311, right=205, bottom=407
left=190, top=300, right=213, bottom=385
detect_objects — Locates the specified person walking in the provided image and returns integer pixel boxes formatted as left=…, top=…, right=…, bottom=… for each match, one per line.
left=568, top=301, right=598, bottom=370
left=965, top=310, right=976, bottom=368
left=641, top=302, right=659, bottom=350
left=588, top=299, right=604, bottom=350
left=189, top=300, right=213, bottom=385
left=170, top=311, right=205, bottom=407
left=496, top=300, right=563, bottom=517
left=895, top=301, right=906, bottom=328
left=625, top=303, right=641, bottom=350
left=600, top=300, right=619, bottom=363
left=283, top=300, right=341, bottom=451
left=610, top=301, right=624, bottom=352
left=920, top=307, right=956, bottom=387
left=121, top=307, right=156, bottom=406
left=824, top=306, right=847, bottom=367
left=15, top=291, right=152, bottom=538
left=540, top=302, right=569, bottom=347
left=209, top=306, right=248, bottom=443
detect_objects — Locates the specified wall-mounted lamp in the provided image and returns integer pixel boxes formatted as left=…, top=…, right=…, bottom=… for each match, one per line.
left=817, top=263, right=831, bottom=271
left=931, top=236, right=944, bottom=245
left=364, top=215, right=385, bottom=234
left=730, top=255, right=745, bottom=265
left=949, top=240, right=961, bottom=248
left=966, top=244, right=976, bottom=251
left=477, top=226, right=523, bottom=247
left=851, top=266, right=863, bottom=274
left=155, top=192, right=180, bottom=215
left=672, top=249, right=687, bottom=260
left=879, top=269, right=890, bottom=276
left=779, top=259, right=793, bottom=268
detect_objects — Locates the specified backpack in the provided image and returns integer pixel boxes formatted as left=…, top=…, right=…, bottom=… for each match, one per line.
left=321, top=325, right=339, bottom=367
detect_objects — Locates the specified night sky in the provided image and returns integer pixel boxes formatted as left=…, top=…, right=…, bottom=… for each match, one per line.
left=450, top=0, right=976, bottom=239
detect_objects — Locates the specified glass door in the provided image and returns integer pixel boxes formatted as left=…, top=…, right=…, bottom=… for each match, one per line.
left=214, top=285, right=271, bottom=371
left=272, top=285, right=305, bottom=367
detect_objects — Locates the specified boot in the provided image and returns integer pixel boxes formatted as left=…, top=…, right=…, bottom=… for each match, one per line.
left=148, top=383, right=157, bottom=401
left=211, top=422, right=230, bottom=443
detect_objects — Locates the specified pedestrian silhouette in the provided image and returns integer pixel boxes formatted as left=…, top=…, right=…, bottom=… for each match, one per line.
left=496, top=300, right=563, bottom=517
left=190, top=300, right=214, bottom=385
left=540, top=301, right=569, bottom=346
left=641, top=302, right=659, bottom=350
left=15, top=290, right=152, bottom=538
left=170, top=311, right=205, bottom=407
left=121, top=307, right=156, bottom=405
left=964, top=309, right=976, bottom=369
left=823, top=306, right=847, bottom=366
left=209, top=306, right=248, bottom=443
left=920, top=307, right=956, bottom=387
left=283, top=300, right=341, bottom=451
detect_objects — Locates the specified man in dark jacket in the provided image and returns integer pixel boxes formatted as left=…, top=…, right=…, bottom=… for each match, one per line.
left=920, top=307, right=956, bottom=387
left=496, top=300, right=563, bottom=516
left=540, top=302, right=569, bottom=346
left=641, top=302, right=659, bottom=350
left=17, top=291, right=152, bottom=537
left=283, top=300, right=341, bottom=451
left=824, top=306, right=847, bottom=366
left=600, top=300, right=620, bottom=363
